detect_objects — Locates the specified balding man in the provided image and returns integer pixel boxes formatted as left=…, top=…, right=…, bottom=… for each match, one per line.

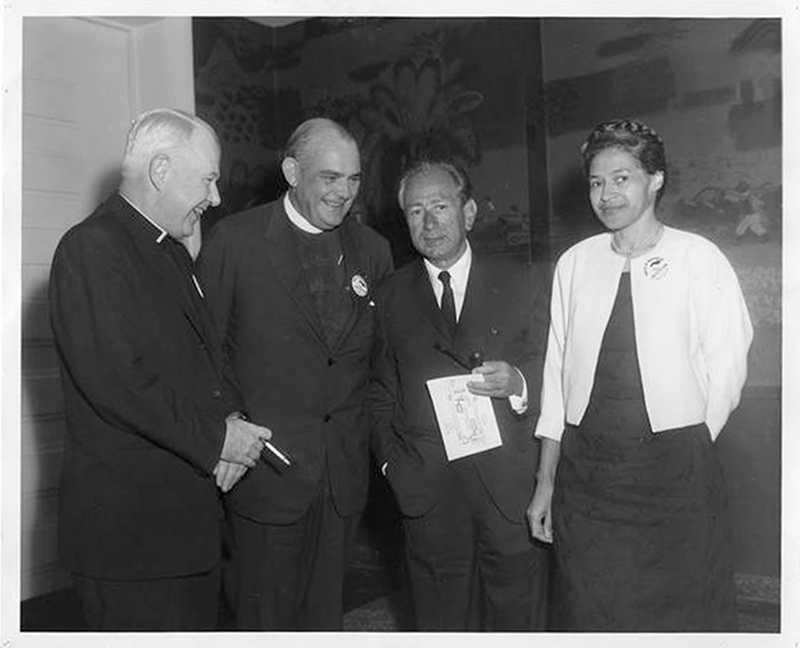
left=49, top=108, right=272, bottom=630
left=197, top=117, right=393, bottom=629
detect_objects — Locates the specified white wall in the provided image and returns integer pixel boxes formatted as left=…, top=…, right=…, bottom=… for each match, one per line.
left=20, top=15, right=195, bottom=600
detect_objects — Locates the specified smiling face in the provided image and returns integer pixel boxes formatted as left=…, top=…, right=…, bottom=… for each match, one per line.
left=588, top=146, right=663, bottom=237
left=402, top=166, right=477, bottom=269
left=282, top=130, right=361, bottom=231
left=159, top=125, right=221, bottom=239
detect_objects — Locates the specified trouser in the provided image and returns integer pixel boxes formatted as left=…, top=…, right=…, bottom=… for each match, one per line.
left=403, top=460, right=548, bottom=631
left=229, top=480, right=358, bottom=630
left=71, top=565, right=221, bottom=631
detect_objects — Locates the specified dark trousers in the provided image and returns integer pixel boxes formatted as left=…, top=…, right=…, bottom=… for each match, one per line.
left=403, top=460, right=548, bottom=631
left=71, top=565, right=221, bottom=631
left=229, top=479, right=358, bottom=630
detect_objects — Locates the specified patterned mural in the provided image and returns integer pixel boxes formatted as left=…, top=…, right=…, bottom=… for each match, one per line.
left=194, top=18, right=547, bottom=264
left=193, top=18, right=782, bottom=328
left=540, top=17, right=781, bottom=389
left=193, top=18, right=298, bottom=224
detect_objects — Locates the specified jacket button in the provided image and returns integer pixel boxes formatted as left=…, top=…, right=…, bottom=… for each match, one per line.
left=212, top=390, right=221, bottom=398
left=327, top=358, right=335, bottom=366
left=324, top=414, right=332, bottom=422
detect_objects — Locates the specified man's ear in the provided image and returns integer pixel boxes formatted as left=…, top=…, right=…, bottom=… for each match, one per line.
left=281, top=157, right=299, bottom=188
left=463, top=198, right=478, bottom=232
left=149, top=153, right=171, bottom=192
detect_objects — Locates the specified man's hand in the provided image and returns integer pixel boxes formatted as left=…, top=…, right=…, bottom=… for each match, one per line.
left=467, top=361, right=523, bottom=399
left=213, top=460, right=248, bottom=493
left=221, top=414, right=272, bottom=467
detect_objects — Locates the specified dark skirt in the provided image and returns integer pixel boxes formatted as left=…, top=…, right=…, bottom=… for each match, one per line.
left=552, top=272, right=737, bottom=632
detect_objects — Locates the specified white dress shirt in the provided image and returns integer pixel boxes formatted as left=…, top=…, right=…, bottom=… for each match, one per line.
left=423, top=243, right=472, bottom=320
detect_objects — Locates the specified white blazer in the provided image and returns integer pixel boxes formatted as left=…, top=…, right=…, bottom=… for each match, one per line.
left=535, top=226, right=753, bottom=442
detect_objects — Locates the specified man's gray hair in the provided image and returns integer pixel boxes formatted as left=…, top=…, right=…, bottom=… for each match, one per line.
left=121, top=108, right=218, bottom=178
left=397, top=160, right=473, bottom=209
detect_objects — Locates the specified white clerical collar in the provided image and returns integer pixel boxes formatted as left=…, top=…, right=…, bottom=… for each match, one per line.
left=119, top=192, right=168, bottom=243
left=283, top=192, right=323, bottom=235
left=423, top=242, right=472, bottom=290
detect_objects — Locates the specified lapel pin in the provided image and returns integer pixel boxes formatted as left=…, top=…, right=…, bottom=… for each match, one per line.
left=351, top=274, right=369, bottom=297
left=644, top=257, right=668, bottom=280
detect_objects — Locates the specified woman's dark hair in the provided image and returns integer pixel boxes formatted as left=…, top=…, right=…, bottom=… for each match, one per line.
left=580, top=119, right=668, bottom=204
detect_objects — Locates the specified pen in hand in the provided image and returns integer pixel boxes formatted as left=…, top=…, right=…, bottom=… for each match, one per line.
left=261, top=438, right=291, bottom=468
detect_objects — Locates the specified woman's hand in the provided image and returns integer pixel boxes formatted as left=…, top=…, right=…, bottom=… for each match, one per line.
left=527, top=437, right=560, bottom=543
left=527, top=479, right=555, bottom=544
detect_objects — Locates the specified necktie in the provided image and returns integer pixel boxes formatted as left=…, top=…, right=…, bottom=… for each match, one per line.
left=438, top=270, right=457, bottom=337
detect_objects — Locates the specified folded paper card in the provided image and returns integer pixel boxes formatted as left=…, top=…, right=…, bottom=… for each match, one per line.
left=425, top=374, right=502, bottom=461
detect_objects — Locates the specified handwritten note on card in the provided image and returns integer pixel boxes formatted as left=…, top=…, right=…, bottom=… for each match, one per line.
left=426, top=374, right=502, bottom=461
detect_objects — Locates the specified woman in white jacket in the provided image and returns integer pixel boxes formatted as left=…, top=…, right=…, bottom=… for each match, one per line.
left=527, top=119, right=752, bottom=631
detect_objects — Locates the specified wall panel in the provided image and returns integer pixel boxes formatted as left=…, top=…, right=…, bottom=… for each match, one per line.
left=19, top=16, right=196, bottom=603
left=20, top=16, right=131, bottom=601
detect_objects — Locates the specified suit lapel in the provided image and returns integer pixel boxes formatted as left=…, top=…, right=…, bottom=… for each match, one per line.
left=262, top=202, right=328, bottom=348
left=162, top=241, right=226, bottom=373
left=147, top=237, right=223, bottom=372
left=454, top=254, right=493, bottom=359
left=331, top=219, right=371, bottom=352
left=112, top=196, right=221, bottom=370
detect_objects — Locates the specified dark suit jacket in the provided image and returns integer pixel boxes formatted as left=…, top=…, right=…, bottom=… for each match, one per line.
left=49, top=194, right=240, bottom=580
left=197, top=198, right=393, bottom=524
left=371, top=252, right=549, bottom=521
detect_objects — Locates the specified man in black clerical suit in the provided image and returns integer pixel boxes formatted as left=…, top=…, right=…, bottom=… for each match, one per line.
left=371, top=159, right=549, bottom=630
left=49, top=108, right=271, bottom=630
left=197, top=118, right=393, bottom=629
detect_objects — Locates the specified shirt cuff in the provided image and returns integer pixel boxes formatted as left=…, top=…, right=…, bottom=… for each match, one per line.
left=508, top=368, right=528, bottom=413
